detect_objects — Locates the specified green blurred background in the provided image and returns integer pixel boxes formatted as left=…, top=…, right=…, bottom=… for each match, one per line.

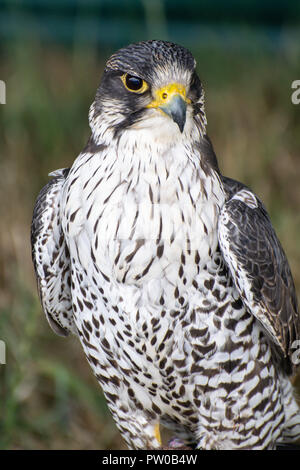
left=0, top=0, right=300, bottom=450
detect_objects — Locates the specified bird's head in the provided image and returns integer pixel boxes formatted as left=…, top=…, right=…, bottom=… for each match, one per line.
left=89, top=40, right=207, bottom=145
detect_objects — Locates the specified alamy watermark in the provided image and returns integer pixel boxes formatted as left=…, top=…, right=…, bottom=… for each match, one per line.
left=291, top=80, right=300, bottom=104
left=0, top=340, right=6, bottom=364
left=0, top=80, right=6, bottom=104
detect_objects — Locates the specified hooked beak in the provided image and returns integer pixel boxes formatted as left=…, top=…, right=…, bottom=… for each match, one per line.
left=147, top=83, right=190, bottom=133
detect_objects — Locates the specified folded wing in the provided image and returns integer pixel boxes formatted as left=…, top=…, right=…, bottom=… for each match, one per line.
left=219, top=176, right=299, bottom=373
left=31, top=168, right=77, bottom=337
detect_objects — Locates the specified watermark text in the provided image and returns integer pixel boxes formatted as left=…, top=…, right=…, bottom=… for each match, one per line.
left=291, top=80, right=300, bottom=104
left=0, top=80, right=6, bottom=104
left=0, top=340, right=6, bottom=364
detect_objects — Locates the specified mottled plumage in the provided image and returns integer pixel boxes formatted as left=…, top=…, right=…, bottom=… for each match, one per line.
left=31, top=40, right=300, bottom=449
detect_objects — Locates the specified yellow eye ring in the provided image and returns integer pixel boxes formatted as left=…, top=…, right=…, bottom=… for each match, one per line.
left=121, top=73, right=149, bottom=93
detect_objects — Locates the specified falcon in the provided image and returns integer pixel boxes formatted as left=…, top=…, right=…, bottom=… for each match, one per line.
left=31, top=40, right=300, bottom=450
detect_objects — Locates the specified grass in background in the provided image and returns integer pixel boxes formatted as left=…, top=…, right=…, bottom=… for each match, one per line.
left=0, top=35, right=300, bottom=449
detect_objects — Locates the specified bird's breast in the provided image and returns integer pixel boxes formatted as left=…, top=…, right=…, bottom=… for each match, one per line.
left=64, top=146, right=225, bottom=290
left=84, top=182, right=222, bottom=291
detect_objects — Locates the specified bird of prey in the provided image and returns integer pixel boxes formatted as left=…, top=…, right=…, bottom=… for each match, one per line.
left=31, top=40, right=300, bottom=450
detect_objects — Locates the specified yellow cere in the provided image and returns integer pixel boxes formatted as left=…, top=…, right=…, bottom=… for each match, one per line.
left=147, top=83, right=191, bottom=108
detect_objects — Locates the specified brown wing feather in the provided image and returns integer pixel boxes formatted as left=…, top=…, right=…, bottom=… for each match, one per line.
left=219, top=176, right=300, bottom=373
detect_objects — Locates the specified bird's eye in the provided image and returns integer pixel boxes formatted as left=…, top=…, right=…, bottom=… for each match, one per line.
left=121, top=73, right=148, bottom=93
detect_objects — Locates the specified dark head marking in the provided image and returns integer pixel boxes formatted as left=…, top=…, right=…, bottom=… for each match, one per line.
left=90, top=40, right=205, bottom=137
left=105, top=40, right=196, bottom=81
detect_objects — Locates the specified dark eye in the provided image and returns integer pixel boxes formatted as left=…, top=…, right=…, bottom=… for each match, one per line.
left=126, top=74, right=143, bottom=90
left=121, top=73, right=148, bottom=93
